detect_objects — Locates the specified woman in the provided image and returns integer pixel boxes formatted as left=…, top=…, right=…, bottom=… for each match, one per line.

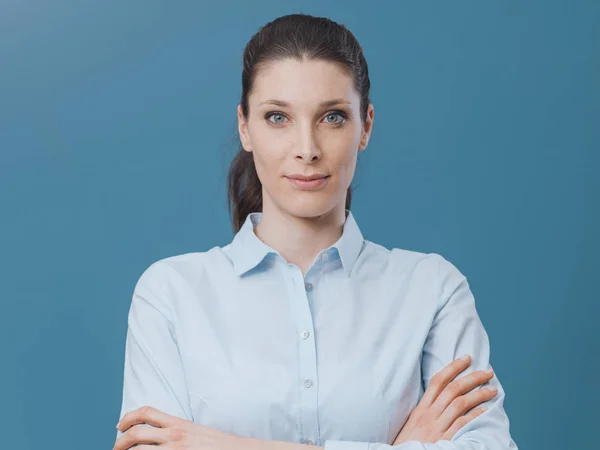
left=114, top=13, right=517, bottom=450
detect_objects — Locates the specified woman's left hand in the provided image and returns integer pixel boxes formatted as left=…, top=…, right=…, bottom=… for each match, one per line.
left=114, top=406, right=246, bottom=450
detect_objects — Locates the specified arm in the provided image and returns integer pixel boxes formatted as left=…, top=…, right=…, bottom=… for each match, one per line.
left=115, top=262, right=193, bottom=440
left=315, top=255, right=518, bottom=450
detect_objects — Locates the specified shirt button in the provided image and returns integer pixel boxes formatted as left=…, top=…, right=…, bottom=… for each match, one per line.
left=321, top=253, right=329, bottom=261
left=300, top=330, right=310, bottom=339
left=303, top=379, right=313, bottom=388
left=305, top=282, right=313, bottom=291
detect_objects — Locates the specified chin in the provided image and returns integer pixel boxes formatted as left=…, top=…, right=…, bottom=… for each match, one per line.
left=280, top=201, right=339, bottom=219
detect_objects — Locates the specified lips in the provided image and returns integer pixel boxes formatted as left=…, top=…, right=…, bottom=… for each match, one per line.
left=286, top=176, right=329, bottom=190
left=286, top=174, right=329, bottom=181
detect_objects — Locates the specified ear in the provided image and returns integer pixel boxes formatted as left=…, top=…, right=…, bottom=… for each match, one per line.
left=358, top=103, right=375, bottom=151
left=237, top=104, right=252, bottom=152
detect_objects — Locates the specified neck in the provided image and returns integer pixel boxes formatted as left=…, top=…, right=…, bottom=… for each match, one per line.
left=254, top=201, right=347, bottom=276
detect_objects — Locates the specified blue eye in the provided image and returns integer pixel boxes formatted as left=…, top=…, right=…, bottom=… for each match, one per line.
left=323, top=112, right=346, bottom=125
left=264, top=110, right=347, bottom=126
left=266, top=113, right=287, bottom=125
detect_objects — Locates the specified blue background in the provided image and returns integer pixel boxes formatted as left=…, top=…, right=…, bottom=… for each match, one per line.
left=1, top=1, right=597, bottom=448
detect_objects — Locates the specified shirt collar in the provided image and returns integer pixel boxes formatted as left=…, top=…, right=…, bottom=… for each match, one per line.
left=227, top=209, right=364, bottom=278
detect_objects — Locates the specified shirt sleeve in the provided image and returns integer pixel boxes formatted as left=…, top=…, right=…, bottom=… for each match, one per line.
left=115, top=262, right=193, bottom=441
left=323, top=255, right=518, bottom=450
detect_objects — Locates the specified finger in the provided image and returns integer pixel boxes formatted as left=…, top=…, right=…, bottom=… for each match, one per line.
left=117, top=405, right=179, bottom=432
left=440, top=406, right=487, bottom=441
left=419, top=355, right=472, bottom=408
left=113, top=423, right=169, bottom=450
left=437, top=386, right=497, bottom=431
left=430, top=368, right=494, bottom=415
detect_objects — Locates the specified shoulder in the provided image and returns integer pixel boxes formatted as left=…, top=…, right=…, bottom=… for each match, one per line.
left=127, top=248, right=228, bottom=321
left=362, top=238, right=454, bottom=275
left=132, top=247, right=225, bottom=293
left=362, top=240, right=466, bottom=299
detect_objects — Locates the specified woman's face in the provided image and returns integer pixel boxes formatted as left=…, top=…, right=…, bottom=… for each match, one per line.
left=238, top=57, right=374, bottom=220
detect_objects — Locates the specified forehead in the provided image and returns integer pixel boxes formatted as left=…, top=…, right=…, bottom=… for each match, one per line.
left=249, top=58, right=359, bottom=106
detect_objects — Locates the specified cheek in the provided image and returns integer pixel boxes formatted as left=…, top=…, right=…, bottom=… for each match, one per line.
left=248, top=127, right=292, bottom=181
left=327, top=136, right=360, bottom=174
left=337, top=157, right=358, bottom=184
left=327, top=123, right=361, bottom=152
left=252, top=146, right=284, bottom=186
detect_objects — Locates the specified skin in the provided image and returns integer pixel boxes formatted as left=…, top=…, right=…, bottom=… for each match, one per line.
left=114, top=356, right=497, bottom=449
left=113, top=57, right=497, bottom=450
left=237, top=57, right=374, bottom=276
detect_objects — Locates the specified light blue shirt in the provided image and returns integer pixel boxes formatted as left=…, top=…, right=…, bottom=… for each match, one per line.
left=116, top=210, right=517, bottom=449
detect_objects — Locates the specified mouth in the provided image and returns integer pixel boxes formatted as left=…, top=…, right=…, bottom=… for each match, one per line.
left=285, top=175, right=329, bottom=190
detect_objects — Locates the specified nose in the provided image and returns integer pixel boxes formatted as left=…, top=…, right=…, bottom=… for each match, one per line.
left=295, top=123, right=322, bottom=163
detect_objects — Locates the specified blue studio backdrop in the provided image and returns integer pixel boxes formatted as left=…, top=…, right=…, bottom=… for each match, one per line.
left=1, top=1, right=598, bottom=449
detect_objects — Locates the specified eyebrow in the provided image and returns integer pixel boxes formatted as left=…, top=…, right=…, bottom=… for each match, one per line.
left=258, top=99, right=351, bottom=108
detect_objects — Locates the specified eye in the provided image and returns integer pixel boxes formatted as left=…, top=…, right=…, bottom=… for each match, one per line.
left=265, top=112, right=288, bottom=125
left=322, top=111, right=347, bottom=125
left=264, top=110, right=347, bottom=127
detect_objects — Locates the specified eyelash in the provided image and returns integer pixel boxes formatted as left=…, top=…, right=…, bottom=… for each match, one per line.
left=264, top=110, right=348, bottom=127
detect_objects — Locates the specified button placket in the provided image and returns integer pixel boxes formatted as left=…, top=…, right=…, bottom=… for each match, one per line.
left=286, top=267, right=320, bottom=446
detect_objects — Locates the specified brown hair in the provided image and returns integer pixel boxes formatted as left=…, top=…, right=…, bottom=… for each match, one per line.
left=227, top=13, right=371, bottom=232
